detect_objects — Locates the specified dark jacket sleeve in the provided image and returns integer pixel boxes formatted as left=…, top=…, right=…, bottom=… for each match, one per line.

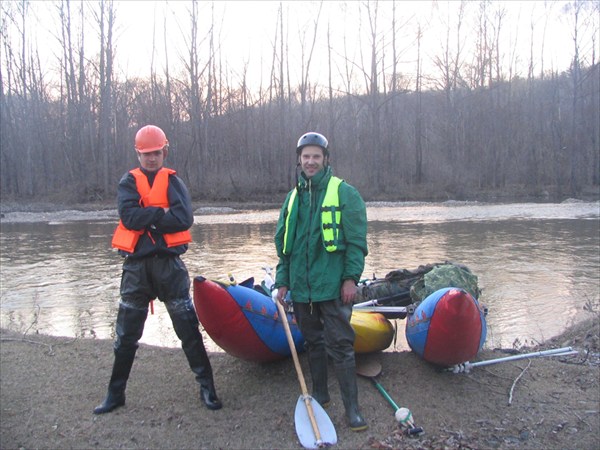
left=154, top=174, right=194, bottom=233
left=340, top=183, right=368, bottom=283
left=274, top=191, right=292, bottom=289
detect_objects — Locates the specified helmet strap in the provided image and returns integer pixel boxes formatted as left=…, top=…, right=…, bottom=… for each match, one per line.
left=295, top=163, right=302, bottom=186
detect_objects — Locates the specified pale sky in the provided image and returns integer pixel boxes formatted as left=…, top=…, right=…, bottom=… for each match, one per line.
left=11, top=1, right=597, bottom=93
left=112, top=1, right=576, bottom=81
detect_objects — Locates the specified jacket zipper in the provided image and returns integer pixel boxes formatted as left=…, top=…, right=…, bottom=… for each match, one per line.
left=306, top=178, right=313, bottom=314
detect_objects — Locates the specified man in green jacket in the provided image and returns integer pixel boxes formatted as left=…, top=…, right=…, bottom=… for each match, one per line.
left=274, top=132, right=369, bottom=431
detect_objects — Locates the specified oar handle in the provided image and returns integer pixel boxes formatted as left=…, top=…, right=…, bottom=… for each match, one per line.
left=470, top=346, right=574, bottom=368
left=276, top=300, right=323, bottom=444
left=449, top=346, right=577, bottom=373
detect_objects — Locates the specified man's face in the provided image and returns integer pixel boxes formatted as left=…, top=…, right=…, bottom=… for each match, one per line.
left=138, top=149, right=166, bottom=172
left=300, top=146, right=326, bottom=178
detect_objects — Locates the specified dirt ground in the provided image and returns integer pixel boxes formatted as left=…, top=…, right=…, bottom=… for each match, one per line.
left=1, top=314, right=598, bottom=450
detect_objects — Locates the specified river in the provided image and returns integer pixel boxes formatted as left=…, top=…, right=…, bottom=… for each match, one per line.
left=1, top=201, right=598, bottom=354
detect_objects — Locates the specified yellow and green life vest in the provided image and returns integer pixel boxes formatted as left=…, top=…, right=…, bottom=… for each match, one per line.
left=282, top=176, right=344, bottom=254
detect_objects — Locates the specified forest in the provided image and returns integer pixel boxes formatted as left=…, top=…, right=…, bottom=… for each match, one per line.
left=1, top=0, right=598, bottom=204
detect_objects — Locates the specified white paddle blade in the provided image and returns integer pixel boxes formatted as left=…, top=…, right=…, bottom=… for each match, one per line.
left=294, top=396, right=337, bottom=449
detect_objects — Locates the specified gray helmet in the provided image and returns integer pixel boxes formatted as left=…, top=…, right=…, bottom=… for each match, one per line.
left=296, top=132, right=329, bottom=156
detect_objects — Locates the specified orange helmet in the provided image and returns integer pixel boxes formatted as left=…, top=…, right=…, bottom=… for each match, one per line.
left=134, top=125, right=168, bottom=153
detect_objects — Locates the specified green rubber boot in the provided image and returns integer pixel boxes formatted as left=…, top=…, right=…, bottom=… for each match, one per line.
left=335, top=364, right=368, bottom=431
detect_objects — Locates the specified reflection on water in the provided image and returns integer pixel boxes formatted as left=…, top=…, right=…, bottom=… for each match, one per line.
left=1, top=202, right=598, bottom=354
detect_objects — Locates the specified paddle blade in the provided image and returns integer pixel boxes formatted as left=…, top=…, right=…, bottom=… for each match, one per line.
left=356, top=357, right=382, bottom=378
left=294, top=396, right=337, bottom=449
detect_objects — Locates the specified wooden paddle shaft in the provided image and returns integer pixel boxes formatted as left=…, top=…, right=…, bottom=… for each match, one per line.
left=276, top=300, right=323, bottom=444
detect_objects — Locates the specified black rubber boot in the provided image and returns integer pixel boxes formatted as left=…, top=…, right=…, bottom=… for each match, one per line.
left=168, top=300, right=222, bottom=410
left=199, top=379, right=222, bottom=410
left=335, top=364, right=368, bottom=431
left=308, top=349, right=330, bottom=407
left=94, top=305, right=147, bottom=414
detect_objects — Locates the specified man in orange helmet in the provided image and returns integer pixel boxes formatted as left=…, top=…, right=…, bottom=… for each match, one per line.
left=94, top=125, right=222, bottom=414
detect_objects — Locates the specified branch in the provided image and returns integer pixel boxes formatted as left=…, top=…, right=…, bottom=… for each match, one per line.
left=0, top=335, right=77, bottom=356
left=508, top=359, right=531, bottom=405
left=0, top=336, right=56, bottom=356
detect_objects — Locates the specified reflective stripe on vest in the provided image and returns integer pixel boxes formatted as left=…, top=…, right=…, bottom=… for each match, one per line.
left=111, top=167, right=192, bottom=252
left=282, top=176, right=344, bottom=254
left=282, top=188, right=298, bottom=255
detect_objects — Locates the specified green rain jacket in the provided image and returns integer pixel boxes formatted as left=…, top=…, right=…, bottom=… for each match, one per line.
left=274, top=166, right=368, bottom=303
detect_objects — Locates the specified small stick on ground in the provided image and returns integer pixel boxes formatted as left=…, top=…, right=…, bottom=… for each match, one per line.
left=0, top=337, right=57, bottom=356
left=508, top=359, right=531, bottom=405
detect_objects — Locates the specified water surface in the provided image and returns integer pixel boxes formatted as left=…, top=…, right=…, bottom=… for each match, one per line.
left=1, top=201, right=598, bottom=353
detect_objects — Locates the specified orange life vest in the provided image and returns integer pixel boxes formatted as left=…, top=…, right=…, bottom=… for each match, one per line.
left=111, top=167, right=192, bottom=253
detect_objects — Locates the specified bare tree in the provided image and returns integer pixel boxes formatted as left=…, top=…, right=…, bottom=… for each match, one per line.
left=0, top=0, right=20, bottom=195
left=56, top=0, right=84, bottom=187
left=562, top=0, right=600, bottom=194
left=17, top=0, right=34, bottom=195
left=414, top=23, right=423, bottom=185
left=97, top=0, right=115, bottom=197
left=0, top=1, right=598, bottom=203
left=184, top=0, right=208, bottom=190
left=297, top=1, right=322, bottom=127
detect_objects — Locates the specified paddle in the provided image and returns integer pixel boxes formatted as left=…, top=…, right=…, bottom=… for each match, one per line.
left=275, top=299, right=337, bottom=449
left=355, top=357, right=424, bottom=435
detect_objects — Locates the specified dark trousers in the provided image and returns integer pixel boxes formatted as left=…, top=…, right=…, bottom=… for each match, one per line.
left=120, top=255, right=190, bottom=308
left=114, top=255, right=214, bottom=388
left=293, top=299, right=355, bottom=368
